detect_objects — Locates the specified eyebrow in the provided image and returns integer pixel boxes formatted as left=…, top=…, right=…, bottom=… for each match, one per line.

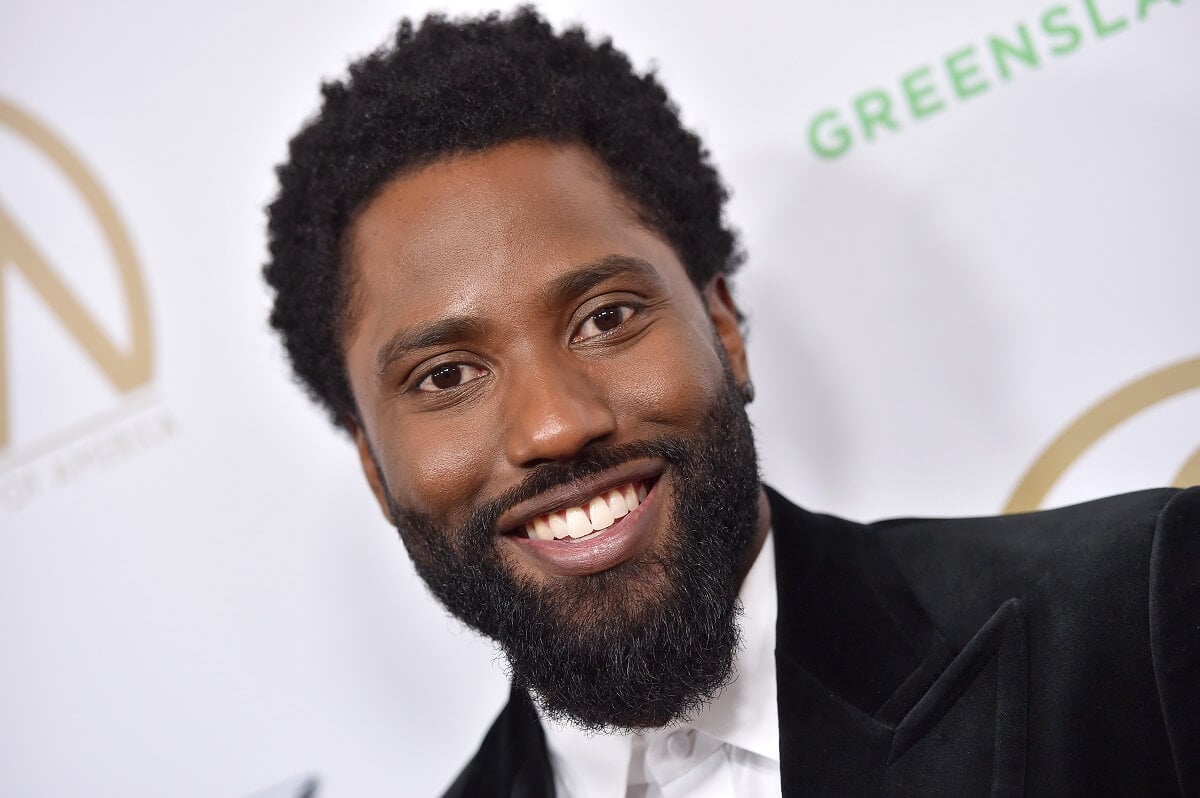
left=541, top=255, right=664, bottom=309
left=374, top=315, right=488, bottom=378
left=374, top=254, right=665, bottom=378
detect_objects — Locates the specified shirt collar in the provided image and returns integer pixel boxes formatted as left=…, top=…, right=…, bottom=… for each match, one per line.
left=691, top=528, right=779, bottom=761
left=538, top=529, right=779, bottom=795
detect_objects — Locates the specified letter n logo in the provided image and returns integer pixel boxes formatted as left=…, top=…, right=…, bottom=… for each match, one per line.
left=0, top=98, right=153, bottom=451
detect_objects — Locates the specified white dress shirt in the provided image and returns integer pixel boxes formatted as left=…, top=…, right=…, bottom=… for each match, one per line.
left=539, top=533, right=781, bottom=797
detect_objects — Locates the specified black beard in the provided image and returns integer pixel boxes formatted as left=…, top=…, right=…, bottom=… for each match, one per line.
left=386, top=371, right=761, bottom=730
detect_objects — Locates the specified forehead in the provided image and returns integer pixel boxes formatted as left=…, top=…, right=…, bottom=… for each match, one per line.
left=342, top=140, right=693, bottom=338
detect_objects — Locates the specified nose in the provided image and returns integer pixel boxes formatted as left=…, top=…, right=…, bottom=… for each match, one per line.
left=502, top=362, right=617, bottom=467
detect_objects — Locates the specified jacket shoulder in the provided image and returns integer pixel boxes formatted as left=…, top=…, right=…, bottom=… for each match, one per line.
left=876, top=486, right=1200, bottom=794
left=869, top=487, right=1184, bottom=645
left=769, top=486, right=1199, bottom=793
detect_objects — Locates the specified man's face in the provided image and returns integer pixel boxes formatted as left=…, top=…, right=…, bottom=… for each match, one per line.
left=341, top=140, right=767, bottom=727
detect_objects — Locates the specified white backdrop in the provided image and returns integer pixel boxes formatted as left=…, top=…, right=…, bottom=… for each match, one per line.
left=1, top=1, right=1196, bottom=795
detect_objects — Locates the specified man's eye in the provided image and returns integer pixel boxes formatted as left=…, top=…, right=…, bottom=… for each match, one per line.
left=417, top=363, right=488, bottom=392
left=574, top=305, right=635, bottom=341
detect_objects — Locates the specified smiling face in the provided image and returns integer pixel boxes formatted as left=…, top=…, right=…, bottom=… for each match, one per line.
left=341, top=139, right=768, bottom=728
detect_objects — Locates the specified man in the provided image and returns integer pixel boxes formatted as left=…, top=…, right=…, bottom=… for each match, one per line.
left=263, top=9, right=1198, bottom=796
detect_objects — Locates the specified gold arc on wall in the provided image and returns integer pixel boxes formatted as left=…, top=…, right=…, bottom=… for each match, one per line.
left=1175, top=445, right=1200, bottom=489
left=1005, top=356, right=1200, bottom=513
left=0, top=97, right=153, bottom=450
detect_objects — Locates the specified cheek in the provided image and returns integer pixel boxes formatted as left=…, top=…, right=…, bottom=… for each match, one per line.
left=375, top=410, right=499, bottom=522
left=605, top=329, right=725, bottom=426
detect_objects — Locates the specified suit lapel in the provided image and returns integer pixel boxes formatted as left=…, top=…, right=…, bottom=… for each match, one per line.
left=441, top=686, right=554, bottom=798
left=886, top=598, right=1027, bottom=797
left=768, top=487, right=1028, bottom=797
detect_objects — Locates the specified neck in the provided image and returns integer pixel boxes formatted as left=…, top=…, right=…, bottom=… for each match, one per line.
left=734, top=486, right=772, bottom=590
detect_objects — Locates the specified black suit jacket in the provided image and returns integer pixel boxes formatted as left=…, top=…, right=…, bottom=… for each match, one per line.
left=444, top=486, right=1200, bottom=796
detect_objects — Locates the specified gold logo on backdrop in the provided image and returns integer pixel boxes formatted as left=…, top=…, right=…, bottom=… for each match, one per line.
left=0, top=98, right=153, bottom=451
left=1005, top=356, right=1200, bottom=513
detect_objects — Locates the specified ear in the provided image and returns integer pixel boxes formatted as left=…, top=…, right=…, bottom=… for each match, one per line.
left=703, top=275, right=750, bottom=385
left=344, top=415, right=395, bottom=525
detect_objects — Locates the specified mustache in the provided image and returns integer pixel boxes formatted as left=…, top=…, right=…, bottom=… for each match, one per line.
left=457, top=437, right=690, bottom=548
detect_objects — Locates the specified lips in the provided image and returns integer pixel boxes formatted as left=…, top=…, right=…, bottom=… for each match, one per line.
left=496, top=459, right=667, bottom=577
left=521, top=481, right=649, bottom=541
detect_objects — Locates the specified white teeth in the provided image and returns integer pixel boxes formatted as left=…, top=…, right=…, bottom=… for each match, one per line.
left=565, top=507, right=592, bottom=538
left=522, top=481, right=650, bottom=540
left=606, top=488, right=629, bottom=519
left=588, top=496, right=615, bottom=530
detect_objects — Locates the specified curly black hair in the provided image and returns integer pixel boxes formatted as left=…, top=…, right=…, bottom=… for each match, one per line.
left=264, top=6, right=742, bottom=428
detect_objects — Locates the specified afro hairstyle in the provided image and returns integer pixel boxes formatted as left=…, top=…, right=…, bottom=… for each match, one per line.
left=263, top=6, right=742, bottom=428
